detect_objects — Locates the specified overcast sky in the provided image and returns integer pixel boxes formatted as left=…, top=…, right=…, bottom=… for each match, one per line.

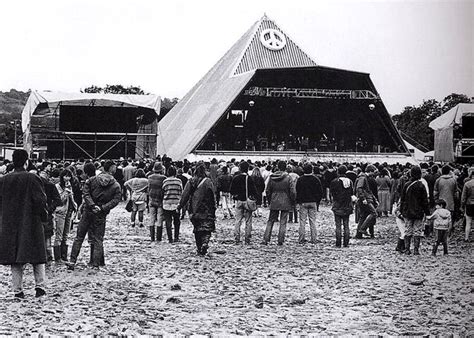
left=0, top=0, right=472, bottom=115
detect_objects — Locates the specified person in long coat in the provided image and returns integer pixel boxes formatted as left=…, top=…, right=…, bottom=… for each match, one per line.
left=178, top=164, right=216, bottom=255
left=0, top=149, right=48, bottom=298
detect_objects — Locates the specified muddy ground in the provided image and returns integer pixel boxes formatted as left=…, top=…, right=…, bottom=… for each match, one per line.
left=0, top=202, right=472, bottom=335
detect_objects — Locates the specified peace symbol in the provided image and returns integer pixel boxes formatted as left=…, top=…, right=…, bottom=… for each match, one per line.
left=260, top=28, right=287, bottom=51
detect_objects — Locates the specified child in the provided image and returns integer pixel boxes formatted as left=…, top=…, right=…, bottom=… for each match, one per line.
left=426, top=199, right=452, bottom=256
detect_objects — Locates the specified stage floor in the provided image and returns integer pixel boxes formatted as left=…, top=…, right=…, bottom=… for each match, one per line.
left=188, top=150, right=417, bottom=164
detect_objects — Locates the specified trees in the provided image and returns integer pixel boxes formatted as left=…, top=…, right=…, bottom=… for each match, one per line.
left=81, top=84, right=179, bottom=120
left=81, top=84, right=145, bottom=95
left=392, top=93, right=471, bottom=150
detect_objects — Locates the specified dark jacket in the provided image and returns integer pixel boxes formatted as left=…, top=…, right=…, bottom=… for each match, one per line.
left=266, top=171, right=296, bottom=211
left=41, top=176, right=61, bottom=238
left=83, top=173, right=121, bottom=214
left=229, top=173, right=257, bottom=202
left=330, top=175, right=354, bottom=216
left=296, top=174, right=323, bottom=204
left=217, top=173, right=232, bottom=193
left=179, top=177, right=216, bottom=232
left=0, top=169, right=48, bottom=265
left=355, top=173, right=376, bottom=204
left=252, top=175, right=265, bottom=205
left=400, top=179, right=430, bottom=220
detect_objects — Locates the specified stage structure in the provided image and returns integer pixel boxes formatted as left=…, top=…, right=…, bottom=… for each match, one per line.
left=158, top=15, right=411, bottom=163
left=429, top=103, right=474, bottom=163
left=22, top=91, right=161, bottom=160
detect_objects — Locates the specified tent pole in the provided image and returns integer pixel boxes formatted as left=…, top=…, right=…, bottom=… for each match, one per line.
left=125, top=133, right=128, bottom=159
left=94, top=133, right=97, bottom=158
left=62, top=135, right=66, bottom=160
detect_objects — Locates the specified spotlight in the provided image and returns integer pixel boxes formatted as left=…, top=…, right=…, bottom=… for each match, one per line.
left=369, top=104, right=375, bottom=110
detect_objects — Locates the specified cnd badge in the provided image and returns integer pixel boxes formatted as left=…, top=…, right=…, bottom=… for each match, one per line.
left=260, top=28, right=287, bottom=50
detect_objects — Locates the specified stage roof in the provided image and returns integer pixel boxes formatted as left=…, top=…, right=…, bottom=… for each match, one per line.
left=429, top=103, right=474, bottom=130
left=22, top=90, right=161, bottom=132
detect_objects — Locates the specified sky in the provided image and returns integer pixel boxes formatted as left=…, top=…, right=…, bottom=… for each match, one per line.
left=0, top=0, right=472, bottom=115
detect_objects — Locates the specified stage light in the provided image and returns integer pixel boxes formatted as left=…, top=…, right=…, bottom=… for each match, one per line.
left=369, top=104, right=375, bottom=110
left=249, top=100, right=255, bottom=107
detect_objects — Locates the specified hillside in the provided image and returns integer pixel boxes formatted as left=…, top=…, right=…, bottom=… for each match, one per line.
left=0, top=89, right=29, bottom=123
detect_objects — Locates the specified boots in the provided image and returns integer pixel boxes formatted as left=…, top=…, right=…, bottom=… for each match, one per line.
left=432, top=244, right=438, bottom=256
left=53, top=246, right=61, bottom=262
left=404, top=236, right=412, bottom=255
left=166, top=224, right=173, bottom=243
left=156, top=226, right=163, bottom=242
left=396, top=238, right=404, bottom=252
left=149, top=226, right=155, bottom=242
left=413, top=236, right=421, bottom=255
left=174, top=223, right=180, bottom=242
left=89, top=244, right=94, bottom=266
left=60, top=243, right=69, bottom=262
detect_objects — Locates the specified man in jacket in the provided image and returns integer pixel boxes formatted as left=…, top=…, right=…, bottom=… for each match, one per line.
left=355, top=164, right=378, bottom=239
left=400, top=165, right=430, bottom=255
left=263, top=160, right=296, bottom=245
left=0, top=149, right=48, bottom=298
left=330, top=165, right=354, bottom=248
left=295, top=163, right=323, bottom=244
left=68, top=160, right=121, bottom=270
left=230, top=161, right=257, bottom=244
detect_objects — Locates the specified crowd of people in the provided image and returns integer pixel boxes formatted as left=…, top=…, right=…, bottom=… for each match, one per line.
left=0, top=150, right=473, bottom=299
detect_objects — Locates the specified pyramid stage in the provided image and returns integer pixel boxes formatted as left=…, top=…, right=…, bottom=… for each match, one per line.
left=158, top=15, right=411, bottom=162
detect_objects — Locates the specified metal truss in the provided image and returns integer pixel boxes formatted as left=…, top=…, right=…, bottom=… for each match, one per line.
left=243, top=86, right=379, bottom=100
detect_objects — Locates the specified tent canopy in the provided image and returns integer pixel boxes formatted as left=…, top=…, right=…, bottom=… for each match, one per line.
left=22, top=90, right=161, bottom=132
left=429, top=103, right=474, bottom=131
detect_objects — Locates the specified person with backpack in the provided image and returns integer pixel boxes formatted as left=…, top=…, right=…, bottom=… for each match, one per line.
left=329, top=165, right=354, bottom=248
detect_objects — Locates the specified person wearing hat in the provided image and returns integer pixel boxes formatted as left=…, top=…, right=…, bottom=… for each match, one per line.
left=400, top=165, right=430, bottom=255
left=147, top=162, right=166, bottom=241
left=354, top=164, right=378, bottom=239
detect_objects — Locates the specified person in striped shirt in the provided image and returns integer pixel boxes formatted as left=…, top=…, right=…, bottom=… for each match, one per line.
left=162, top=166, right=183, bottom=243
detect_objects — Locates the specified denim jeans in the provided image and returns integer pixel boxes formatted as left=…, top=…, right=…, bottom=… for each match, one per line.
left=465, top=213, right=472, bottom=241
left=405, top=218, right=424, bottom=237
left=234, top=200, right=253, bottom=243
left=264, top=210, right=289, bottom=244
left=396, top=217, right=406, bottom=239
left=163, top=209, right=180, bottom=242
left=149, top=205, right=164, bottom=229
left=357, top=202, right=377, bottom=236
left=433, top=229, right=448, bottom=254
left=334, top=214, right=350, bottom=247
left=71, top=210, right=107, bottom=267
left=220, top=192, right=234, bottom=218
left=298, top=202, right=317, bottom=243
left=11, top=264, right=45, bottom=294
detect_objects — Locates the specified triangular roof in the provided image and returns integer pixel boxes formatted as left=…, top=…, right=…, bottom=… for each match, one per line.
left=157, top=15, right=318, bottom=159
left=429, top=103, right=474, bottom=130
